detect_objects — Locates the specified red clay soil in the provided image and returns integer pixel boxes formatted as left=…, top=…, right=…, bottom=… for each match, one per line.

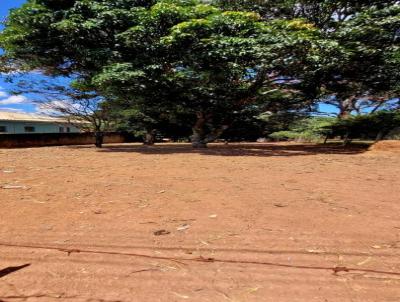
left=369, top=140, right=400, bottom=152
left=0, top=142, right=399, bottom=302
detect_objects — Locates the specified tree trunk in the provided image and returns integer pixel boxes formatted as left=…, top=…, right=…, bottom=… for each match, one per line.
left=375, top=130, right=388, bottom=142
left=339, top=110, right=350, bottom=119
left=375, top=131, right=384, bottom=142
left=191, top=113, right=207, bottom=148
left=323, top=134, right=329, bottom=144
left=343, top=132, right=351, bottom=146
left=144, top=129, right=156, bottom=146
left=338, top=96, right=356, bottom=119
left=95, top=132, right=104, bottom=148
left=191, top=113, right=229, bottom=148
left=205, top=125, right=229, bottom=144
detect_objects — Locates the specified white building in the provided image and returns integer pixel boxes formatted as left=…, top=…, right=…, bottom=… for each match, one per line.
left=0, top=111, right=80, bottom=134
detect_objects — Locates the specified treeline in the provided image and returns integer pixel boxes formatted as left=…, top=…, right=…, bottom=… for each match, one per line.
left=269, top=111, right=400, bottom=144
left=1, top=0, right=399, bottom=147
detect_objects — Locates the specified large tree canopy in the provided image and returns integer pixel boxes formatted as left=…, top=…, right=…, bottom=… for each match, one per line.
left=1, top=0, right=399, bottom=146
left=325, top=6, right=400, bottom=116
left=92, top=3, right=337, bottom=146
left=1, top=0, right=336, bottom=146
left=216, top=1, right=398, bottom=29
left=216, top=1, right=400, bottom=117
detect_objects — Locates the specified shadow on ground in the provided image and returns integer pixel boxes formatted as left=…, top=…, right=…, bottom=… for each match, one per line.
left=79, top=143, right=370, bottom=157
left=0, top=264, right=30, bottom=279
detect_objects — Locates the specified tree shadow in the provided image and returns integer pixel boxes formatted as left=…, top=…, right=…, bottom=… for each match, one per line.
left=0, top=264, right=30, bottom=279
left=92, top=143, right=370, bottom=157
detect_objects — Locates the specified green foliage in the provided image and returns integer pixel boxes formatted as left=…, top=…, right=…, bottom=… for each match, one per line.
left=322, top=6, right=400, bottom=104
left=269, top=117, right=335, bottom=142
left=329, top=111, right=400, bottom=140
left=1, top=0, right=399, bottom=145
left=215, top=1, right=400, bottom=117
left=215, top=1, right=398, bottom=29
left=270, top=111, right=400, bottom=142
left=58, top=1, right=327, bottom=144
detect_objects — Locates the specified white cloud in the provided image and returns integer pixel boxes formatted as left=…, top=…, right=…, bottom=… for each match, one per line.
left=0, top=86, right=8, bottom=98
left=0, top=107, right=26, bottom=113
left=0, top=95, right=29, bottom=105
left=35, top=106, right=58, bottom=116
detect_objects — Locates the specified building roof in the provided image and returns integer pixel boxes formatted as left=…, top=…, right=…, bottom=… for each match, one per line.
left=0, top=111, right=68, bottom=123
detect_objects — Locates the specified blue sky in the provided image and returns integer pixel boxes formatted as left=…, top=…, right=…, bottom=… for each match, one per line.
left=0, top=0, right=26, bottom=26
left=0, top=0, right=37, bottom=113
left=0, top=0, right=339, bottom=116
left=0, top=0, right=68, bottom=114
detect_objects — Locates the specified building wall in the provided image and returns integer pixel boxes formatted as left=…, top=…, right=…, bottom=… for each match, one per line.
left=0, top=121, right=80, bottom=134
left=0, top=132, right=130, bottom=148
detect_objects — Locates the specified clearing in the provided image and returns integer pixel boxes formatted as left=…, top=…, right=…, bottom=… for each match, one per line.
left=0, top=143, right=399, bottom=302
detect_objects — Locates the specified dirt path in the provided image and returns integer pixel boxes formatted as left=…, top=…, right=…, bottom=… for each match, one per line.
left=0, top=143, right=399, bottom=301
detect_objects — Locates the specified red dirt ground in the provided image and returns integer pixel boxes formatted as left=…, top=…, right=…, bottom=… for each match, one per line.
left=0, top=142, right=400, bottom=302
left=369, top=140, right=400, bottom=152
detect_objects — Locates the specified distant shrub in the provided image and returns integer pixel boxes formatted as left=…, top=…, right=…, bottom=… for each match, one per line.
left=269, top=117, right=335, bottom=142
left=269, top=131, right=324, bottom=142
left=269, top=111, right=400, bottom=143
left=269, top=131, right=298, bottom=141
left=329, top=111, right=400, bottom=141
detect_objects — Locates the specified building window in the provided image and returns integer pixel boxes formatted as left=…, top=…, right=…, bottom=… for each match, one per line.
left=59, top=127, right=64, bottom=133
left=67, top=127, right=71, bottom=133
left=0, top=126, right=7, bottom=133
left=24, top=126, right=35, bottom=133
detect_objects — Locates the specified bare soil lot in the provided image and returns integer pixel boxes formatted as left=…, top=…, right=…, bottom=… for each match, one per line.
left=1, top=142, right=400, bottom=302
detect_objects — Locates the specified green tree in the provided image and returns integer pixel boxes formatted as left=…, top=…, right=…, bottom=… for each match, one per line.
left=330, top=111, right=400, bottom=143
left=1, top=0, right=187, bottom=144
left=319, top=5, right=400, bottom=117
left=269, top=116, right=336, bottom=142
left=216, top=1, right=398, bottom=29
left=270, top=111, right=400, bottom=144
left=153, top=12, right=324, bottom=147
left=217, top=1, right=400, bottom=118
left=1, top=0, right=364, bottom=147
left=1, top=0, right=329, bottom=147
